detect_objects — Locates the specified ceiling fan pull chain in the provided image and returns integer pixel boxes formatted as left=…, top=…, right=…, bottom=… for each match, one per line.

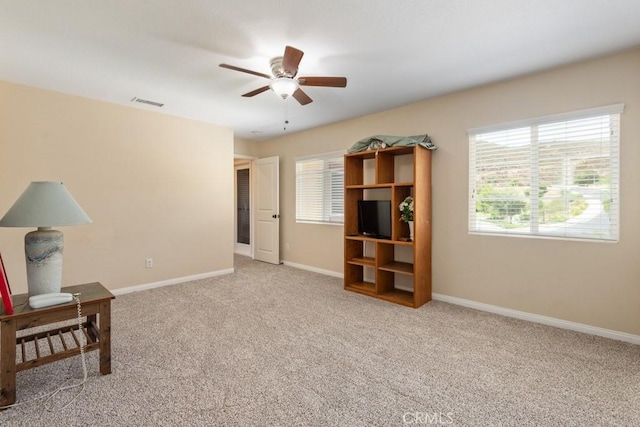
left=283, top=102, right=289, bottom=131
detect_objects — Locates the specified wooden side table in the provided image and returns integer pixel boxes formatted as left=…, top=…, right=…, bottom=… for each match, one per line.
left=0, top=282, right=114, bottom=408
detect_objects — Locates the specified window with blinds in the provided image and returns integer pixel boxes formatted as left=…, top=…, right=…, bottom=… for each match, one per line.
left=295, top=151, right=344, bottom=224
left=468, top=104, right=623, bottom=241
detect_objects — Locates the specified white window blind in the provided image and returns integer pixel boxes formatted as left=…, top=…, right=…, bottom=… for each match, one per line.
left=468, top=104, right=623, bottom=241
left=296, top=150, right=344, bottom=224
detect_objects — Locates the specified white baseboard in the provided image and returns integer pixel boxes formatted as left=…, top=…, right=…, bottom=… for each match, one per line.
left=111, top=268, right=235, bottom=296
left=279, top=261, right=640, bottom=345
left=432, top=293, right=640, bottom=345
left=282, top=260, right=343, bottom=278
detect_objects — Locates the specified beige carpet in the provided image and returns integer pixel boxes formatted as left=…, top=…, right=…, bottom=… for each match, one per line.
left=1, top=255, right=639, bottom=426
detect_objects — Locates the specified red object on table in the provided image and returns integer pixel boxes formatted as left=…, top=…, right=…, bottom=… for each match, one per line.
left=0, top=252, right=13, bottom=315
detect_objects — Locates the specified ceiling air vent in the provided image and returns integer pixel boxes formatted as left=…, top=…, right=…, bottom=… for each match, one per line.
left=131, top=97, right=164, bottom=108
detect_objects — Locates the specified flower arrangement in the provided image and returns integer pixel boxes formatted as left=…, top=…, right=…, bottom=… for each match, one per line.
left=399, top=196, right=414, bottom=223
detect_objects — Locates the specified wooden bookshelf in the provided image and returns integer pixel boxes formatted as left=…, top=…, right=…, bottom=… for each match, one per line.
left=343, top=145, right=432, bottom=308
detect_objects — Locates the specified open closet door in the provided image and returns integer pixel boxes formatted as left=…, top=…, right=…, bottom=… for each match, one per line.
left=254, top=156, right=280, bottom=264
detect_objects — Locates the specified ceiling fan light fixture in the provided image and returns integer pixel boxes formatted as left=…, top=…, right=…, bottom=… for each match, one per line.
left=270, top=77, right=298, bottom=99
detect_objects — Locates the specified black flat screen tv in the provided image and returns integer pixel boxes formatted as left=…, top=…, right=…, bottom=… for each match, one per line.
left=357, top=200, right=392, bottom=239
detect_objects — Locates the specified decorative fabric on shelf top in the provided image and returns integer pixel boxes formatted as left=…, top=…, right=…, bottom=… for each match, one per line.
left=347, top=134, right=437, bottom=153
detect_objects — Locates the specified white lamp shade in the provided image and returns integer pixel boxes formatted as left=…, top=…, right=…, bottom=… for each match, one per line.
left=270, top=77, right=299, bottom=99
left=0, top=181, right=92, bottom=227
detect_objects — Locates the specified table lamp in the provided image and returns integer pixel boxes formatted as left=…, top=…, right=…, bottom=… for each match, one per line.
left=0, top=181, right=91, bottom=296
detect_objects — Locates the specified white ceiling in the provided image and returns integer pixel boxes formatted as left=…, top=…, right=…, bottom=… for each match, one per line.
left=1, top=1, right=640, bottom=141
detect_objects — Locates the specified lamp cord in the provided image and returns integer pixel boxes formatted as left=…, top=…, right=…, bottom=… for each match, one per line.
left=43, top=293, right=88, bottom=411
left=0, top=293, right=88, bottom=411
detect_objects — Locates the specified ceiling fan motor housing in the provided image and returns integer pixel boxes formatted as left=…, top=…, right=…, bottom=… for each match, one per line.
left=270, top=56, right=294, bottom=78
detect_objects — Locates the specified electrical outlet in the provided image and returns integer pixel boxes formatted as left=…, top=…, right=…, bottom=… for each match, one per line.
left=146, top=258, right=153, bottom=268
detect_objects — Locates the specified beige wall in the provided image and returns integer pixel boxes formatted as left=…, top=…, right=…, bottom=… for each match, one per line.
left=234, top=137, right=259, bottom=158
left=0, top=81, right=235, bottom=293
left=258, top=48, right=640, bottom=335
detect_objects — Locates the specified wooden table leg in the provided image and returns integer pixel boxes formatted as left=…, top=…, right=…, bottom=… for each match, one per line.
left=98, top=300, right=111, bottom=375
left=0, top=318, right=17, bottom=408
left=86, top=313, right=98, bottom=342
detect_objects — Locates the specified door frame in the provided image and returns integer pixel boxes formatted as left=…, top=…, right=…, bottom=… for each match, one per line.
left=234, top=156, right=256, bottom=257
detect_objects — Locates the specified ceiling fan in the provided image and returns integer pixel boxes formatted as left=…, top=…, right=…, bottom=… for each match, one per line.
left=219, top=46, right=347, bottom=105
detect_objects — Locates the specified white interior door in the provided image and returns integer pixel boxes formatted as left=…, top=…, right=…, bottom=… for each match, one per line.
left=254, top=156, right=280, bottom=264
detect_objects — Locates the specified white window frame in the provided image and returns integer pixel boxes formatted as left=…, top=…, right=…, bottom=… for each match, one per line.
left=295, top=150, right=345, bottom=225
left=468, top=104, right=623, bottom=242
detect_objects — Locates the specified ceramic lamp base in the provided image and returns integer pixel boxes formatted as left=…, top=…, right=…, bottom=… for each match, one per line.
left=25, top=228, right=64, bottom=296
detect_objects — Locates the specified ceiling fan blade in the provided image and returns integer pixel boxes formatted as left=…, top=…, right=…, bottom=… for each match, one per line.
left=298, top=76, right=347, bottom=87
left=282, top=46, right=304, bottom=76
left=292, top=88, right=313, bottom=105
left=242, top=86, right=270, bottom=97
left=219, top=64, right=271, bottom=79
